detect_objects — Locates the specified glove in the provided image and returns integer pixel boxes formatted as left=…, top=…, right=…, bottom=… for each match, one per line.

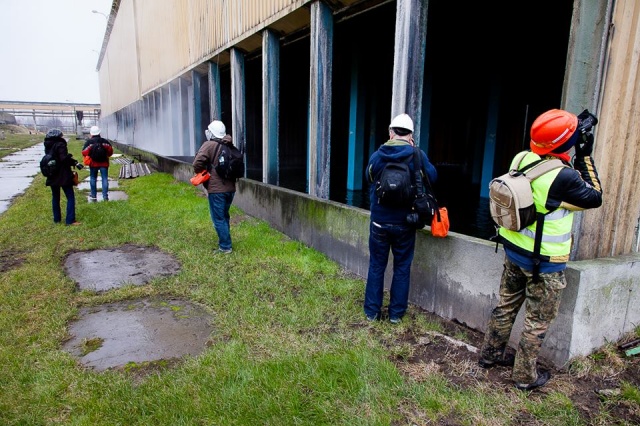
left=575, top=132, right=594, bottom=157
left=76, top=163, right=84, bottom=170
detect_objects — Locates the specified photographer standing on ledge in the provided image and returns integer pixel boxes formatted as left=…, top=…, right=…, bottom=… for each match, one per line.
left=363, top=113, right=437, bottom=324
left=479, top=109, right=603, bottom=391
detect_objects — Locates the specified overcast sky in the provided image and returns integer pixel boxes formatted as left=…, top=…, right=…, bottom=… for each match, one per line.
left=0, top=0, right=112, bottom=104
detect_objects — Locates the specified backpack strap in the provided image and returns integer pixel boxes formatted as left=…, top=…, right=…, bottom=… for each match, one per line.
left=411, top=147, right=424, bottom=196
left=513, top=151, right=566, bottom=282
left=514, top=151, right=566, bottom=180
left=524, top=159, right=566, bottom=180
left=211, top=141, right=223, bottom=170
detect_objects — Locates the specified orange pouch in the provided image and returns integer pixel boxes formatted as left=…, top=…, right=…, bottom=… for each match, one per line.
left=431, top=207, right=449, bottom=238
left=83, top=155, right=91, bottom=165
left=190, top=170, right=211, bottom=186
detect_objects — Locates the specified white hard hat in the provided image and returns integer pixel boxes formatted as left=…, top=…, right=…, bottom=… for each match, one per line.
left=90, top=126, right=101, bottom=136
left=389, top=113, right=414, bottom=133
left=207, top=120, right=226, bottom=139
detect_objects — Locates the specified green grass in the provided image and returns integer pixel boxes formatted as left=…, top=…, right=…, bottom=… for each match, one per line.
left=0, top=128, right=43, bottom=159
left=0, top=133, right=638, bottom=425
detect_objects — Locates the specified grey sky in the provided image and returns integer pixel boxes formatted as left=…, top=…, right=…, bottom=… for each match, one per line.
left=0, top=0, right=112, bottom=104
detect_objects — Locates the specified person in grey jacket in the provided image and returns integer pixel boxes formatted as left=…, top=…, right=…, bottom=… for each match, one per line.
left=192, top=120, right=236, bottom=254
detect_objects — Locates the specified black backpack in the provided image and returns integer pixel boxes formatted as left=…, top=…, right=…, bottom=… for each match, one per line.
left=89, top=140, right=109, bottom=162
left=213, top=142, right=245, bottom=181
left=374, top=156, right=415, bottom=207
left=40, top=143, right=61, bottom=177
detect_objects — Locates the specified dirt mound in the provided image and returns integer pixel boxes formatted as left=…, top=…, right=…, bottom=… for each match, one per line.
left=0, top=124, right=34, bottom=134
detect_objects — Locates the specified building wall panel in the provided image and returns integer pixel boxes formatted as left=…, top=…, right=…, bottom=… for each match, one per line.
left=100, top=0, right=140, bottom=115
left=101, top=0, right=311, bottom=116
left=577, top=0, right=640, bottom=258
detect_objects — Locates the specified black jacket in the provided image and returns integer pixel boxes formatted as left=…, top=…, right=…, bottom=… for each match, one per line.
left=43, top=136, right=79, bottom=187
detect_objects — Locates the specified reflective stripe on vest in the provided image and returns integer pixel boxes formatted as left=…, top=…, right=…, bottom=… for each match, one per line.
left=499, top=152, right=574, bottom=262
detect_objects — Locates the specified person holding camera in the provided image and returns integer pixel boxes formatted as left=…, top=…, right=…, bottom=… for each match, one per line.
left=43, top=129, right=84, bottom=225
left=478, top=109, right=603, bottom=391
left=363, top=113, right=437, bottom=324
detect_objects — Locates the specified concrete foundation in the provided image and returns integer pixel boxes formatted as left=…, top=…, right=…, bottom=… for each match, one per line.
left=116, top=146, right=640, bottom=368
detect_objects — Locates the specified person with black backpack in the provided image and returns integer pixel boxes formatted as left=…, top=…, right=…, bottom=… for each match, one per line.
left=81, top=126, right=113, bottom=201
left=192, top=120, right=238, bottom=254
left=363, top=113, right=437, bottom=324
left=43, top=129, right=84, bottom=225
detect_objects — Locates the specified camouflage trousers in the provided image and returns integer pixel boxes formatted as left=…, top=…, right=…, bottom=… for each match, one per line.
left=480, top=257, right=566, bottom=384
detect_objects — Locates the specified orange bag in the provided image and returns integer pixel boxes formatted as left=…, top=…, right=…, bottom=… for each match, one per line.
left=431, top=207, right=449, bottom=238
left=83, top=155, right=91, bottom=165
left=190, top=170, right=211, bottom=186
left=72, top=171, right=79, bottom=186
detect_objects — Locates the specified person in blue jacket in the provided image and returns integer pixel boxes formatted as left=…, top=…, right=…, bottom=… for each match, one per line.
left=363, top=113, right=437, bottom=324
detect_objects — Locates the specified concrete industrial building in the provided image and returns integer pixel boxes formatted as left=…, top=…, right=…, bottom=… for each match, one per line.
left=94, top=0, right=639, bottom=366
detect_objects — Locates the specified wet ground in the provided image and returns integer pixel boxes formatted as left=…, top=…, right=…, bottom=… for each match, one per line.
left=64, top=244, right=182, bottom=292
left=1, top=144, right=214, bottom=372
left=62, top=297, right=214, bottom=371
left=0, top=143, right=42, bottom=214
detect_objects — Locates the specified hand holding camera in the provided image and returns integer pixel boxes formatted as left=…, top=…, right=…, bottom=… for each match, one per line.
left=575, top=109, right=598, bottom=156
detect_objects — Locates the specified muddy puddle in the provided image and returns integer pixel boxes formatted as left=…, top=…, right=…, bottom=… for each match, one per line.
left=65, top=244, right=181, bottom=291
left=63, top=244, right=214, bottom=371
left=63, top=297, right=214, bottom=371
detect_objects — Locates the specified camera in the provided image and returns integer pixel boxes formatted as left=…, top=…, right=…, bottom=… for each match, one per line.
left=406, top=212, right=427, bottom=229
left=406, top=212, right=421, bottom=226
left=577, top=109, right=598, bottom=135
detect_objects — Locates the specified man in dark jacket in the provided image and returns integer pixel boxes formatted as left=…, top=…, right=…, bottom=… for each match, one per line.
left=192, top=120, right=236, bottom=254
left=81, top=126, right=113, bottom=201
left=363, top=113, right=438, bottom=324
left=43, top=129, right=83, bottom=225
left=479, top=109, right=603, bottom=391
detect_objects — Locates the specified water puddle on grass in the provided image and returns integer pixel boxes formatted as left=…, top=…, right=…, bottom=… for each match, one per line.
left=62, top=297, right=214, bottom=371
left=62, top=245, right=214, bottom=371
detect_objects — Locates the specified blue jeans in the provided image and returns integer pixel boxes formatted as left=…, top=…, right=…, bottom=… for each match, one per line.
left=364, top=221, right=416, bottom=320
left=89, top=166, right=109, bottom=200
left=51, top=185, right=76, bottom=225
left=207, top=191, right=235, bottom=250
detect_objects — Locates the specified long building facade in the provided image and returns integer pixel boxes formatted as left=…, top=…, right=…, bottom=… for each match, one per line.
left=96, top=0, right=640, bottom=365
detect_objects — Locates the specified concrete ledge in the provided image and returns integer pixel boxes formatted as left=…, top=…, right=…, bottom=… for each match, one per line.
left=113, top=147, right=639, bottom=368
left=234, top=178, right=639, bottom=367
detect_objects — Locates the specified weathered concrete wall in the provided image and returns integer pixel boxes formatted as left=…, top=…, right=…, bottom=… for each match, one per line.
left=116, top=146, right=640, bottom=368
left=233, top=178, right=640, bottom=367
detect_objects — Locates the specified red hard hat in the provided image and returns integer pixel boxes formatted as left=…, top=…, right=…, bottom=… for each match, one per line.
left=530, top=109, right=578, bottom=155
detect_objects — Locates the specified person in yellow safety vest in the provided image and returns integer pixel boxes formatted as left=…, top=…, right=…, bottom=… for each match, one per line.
left=479, top=109, right=603, bottom=391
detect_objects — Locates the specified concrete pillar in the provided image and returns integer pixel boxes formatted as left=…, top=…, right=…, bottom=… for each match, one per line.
left=231, top=48, right=246, bottom=158
left=192, top=70, right=204, bottom=151
left=391, top=0, right=428, bottom=145
left=262, top=29, right=280, bottom=185
left=178, top=77, right=190, bottom=155
left=347, top=48, right=365, bottom=192
left=208, top=61, right=221, bottom=122
left=170, top=82, right=180, bottom=155
left=309, top=1, right=333, bottom=199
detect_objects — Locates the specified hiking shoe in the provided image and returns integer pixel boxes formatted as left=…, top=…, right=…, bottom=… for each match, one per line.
left=478, top=353, right=515, bottom=369
left=217, top=248, right=233, bottom=254
left=88, top=197, right=97, bottom=203
left=366, top=315, right=379, bottom=322
left=389, top=317, right=402, bottom=324
left=515, top=370, right=551, bottom=391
